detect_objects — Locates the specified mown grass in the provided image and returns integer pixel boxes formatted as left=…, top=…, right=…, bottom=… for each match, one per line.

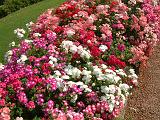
left=0, top=0, right=65, bottom=63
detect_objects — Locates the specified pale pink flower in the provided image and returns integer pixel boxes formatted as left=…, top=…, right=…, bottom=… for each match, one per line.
left=101, top=24, right=112, bottom=37
left=139, top=16, right=147, bottom=27
left=2, top=107, right=10, bottom=114
left=56, top=114, right=67, bottom=120
left=132, top=14, right=139, bottom=23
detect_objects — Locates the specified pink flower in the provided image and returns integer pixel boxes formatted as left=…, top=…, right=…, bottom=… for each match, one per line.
left=96, top=5, right=109, bottom=15
left=0, top=99, right=5, bottom=106
left=47, top=100, right=54, bottom=108
left=1, top=114, right=10, bottom=120
left=117, top=44, right=126, bottom=52
left=2, top=107, right=10, bottom=114
left=56, top=115, right=67, bottom=120
left=112, top=23, right=124, bottom=30
left=26, top=101, right=35, bottom=109
left=0, top=107, right=10, bottom=120
left=101, top=24, right=112, bottom=37
left=45, top=30, right=57, bottom=41
left=132, top=15, right=139, bottom=23
left=139, top=16, right=147, bottom=27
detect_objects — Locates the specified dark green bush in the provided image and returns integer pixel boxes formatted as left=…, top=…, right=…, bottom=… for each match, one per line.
left=0, top=5, right=7, bottom=18
left=3, top=0, right=30, bottom=14
left=29, top=0, right=43, bottom=4
left=0, top=0, right=43, bottom=18
left=0, top=0, right=5, bottom=5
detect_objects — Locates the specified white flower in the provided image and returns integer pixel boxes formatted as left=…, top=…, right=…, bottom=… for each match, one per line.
left=5, top=50, right=13, bottom=62
left=16, top=117, right=23, bottom=120
left=0, top=63, right=4, bottom=70
left=120, top=94, right=126, bottom=104
left=119, top=83, right=130, bottom=92
left=115, top=69, right=127, bottom=76
left=105, top=74, right=114, bottom=81
left=72, top=67, right=82, bottom=78
left=87, top=15, right=95, bottom=23
left=49, top=60, right=54, bottom=65
left=17, top=33, right=24, bottom=38
left=71, top=94, right=78, bottom=103
left=77, top=46, right=91, bottom=59
left=101, top=64, right=108, bottom=69
left=82, top=70, right=91, bottom=76
left=113, top=76, right=121, bottom=83
left=76, top=81, right=84, bottom=86
left=84, top=88, right=92, bottom=92
left=49, top=56, right=57, bottom=63
left=9, top=41, right=16, bottom=47
left=55, top=78, right=64, bottom=88
left=14, top=28, right=26, bottom=39
left=66, top=29, right=75, bottom=37
left=99, top=45, right=108, bottom=52
left=54, top=70, right=61, bottom=76
left=26, top=21, right=34, bottom=30
left=77, top=45, right=83, bottom=53
left=116, top=101, right=120, bottom=106
left=17, top=55, right=27, bottom=63
left=93, top=66, right=102, bottom=76
left=105, top=69, right=114, bottom=74
left=80, top=49, right=91, bottom=59
left=24, top=39, right=33, bottom=43
left=33, top=33, right=41, bottom=37
left=109, top=103, right=115, bottom=113
left=129, top=74, right=138, bottom=79
left=153, top=0, right=158, bottom=6
left=70, top=45, right=77, bottom=54
left=129, top=69, right=135, bottom=74
left=82, top=75, right=92, bottom=83
left=62, top=41, right=73, bottom=50
left=101, top=86, right=110, bottom=94
left=109, top=85, right=116, bottom=94
left=20, top=55, right=28, bottom=62
left=131, top=79, right=138, bottom=86
left=61, top=75, right=70, bottom=80
left=101, top=96, right=107, bottom=101
left=128, top=0, right=136, bottom=5
left=64, top=65, right=73, bottom=75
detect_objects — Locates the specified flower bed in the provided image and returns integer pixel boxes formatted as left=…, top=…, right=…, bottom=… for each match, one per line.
left=0, top=0, right=160, bottom=120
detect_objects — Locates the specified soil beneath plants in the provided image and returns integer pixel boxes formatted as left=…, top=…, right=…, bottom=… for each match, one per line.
left=124, top=45, right=160, bottom=120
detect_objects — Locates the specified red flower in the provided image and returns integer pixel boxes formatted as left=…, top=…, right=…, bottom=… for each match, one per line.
left=41, top=63, right=51, bottom=75
left=90, top=46, right=101, bottom=57
left=107, top=55, right=126, bottom=68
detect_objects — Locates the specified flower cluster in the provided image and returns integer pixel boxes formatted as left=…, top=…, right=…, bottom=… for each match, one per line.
left=0, top=107, right=10, bottom=120
left=0, top=0, right=159, bottom=119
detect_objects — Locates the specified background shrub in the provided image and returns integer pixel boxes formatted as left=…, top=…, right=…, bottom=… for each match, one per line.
left=4, top=0, right=30, bottom=14
left=0, top=0, right=5, bottom=5
left=0, top=5, right=7, bottom=18
left=0, top=0, right=43, bottom=18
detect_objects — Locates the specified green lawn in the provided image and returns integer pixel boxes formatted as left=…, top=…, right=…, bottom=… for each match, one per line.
left=0, top=0, right=65, bottom=63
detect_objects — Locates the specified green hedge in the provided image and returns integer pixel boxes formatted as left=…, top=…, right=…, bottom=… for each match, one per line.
left=0, top=0, right=5, bottom=5
left=0, top=5, right=7, bottom=18
left=0, top=0, right=43, bottom=18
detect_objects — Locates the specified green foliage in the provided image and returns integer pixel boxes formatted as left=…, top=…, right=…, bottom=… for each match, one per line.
left=0, top=5, right=7, bottom=18
left=0, top=0, right=5, bottom=5
left=0, top=0, right=44, bottom=18
left=3, top=0, right=30, bottom=14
